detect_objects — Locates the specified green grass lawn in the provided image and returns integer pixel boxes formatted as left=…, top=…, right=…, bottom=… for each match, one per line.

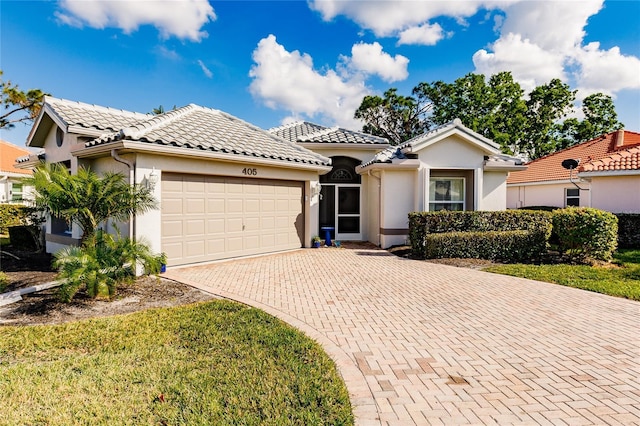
left=484, top=249, right=640, bottom=301
left=0, top=301, right=353, bottom=425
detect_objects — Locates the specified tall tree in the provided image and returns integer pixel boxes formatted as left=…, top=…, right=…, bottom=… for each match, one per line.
left=414, top=72, right=527, bottom=153
left=0, top=70, right=46, bottom=129
left=556, top=93, right=624, bottom=150
left=24, top=163, right=157, bottom=243
left=354, top=72, right=613, bottom=159
left=354, top=88, right=432, bottom=145
left=521, top=79, right=576, bottom=159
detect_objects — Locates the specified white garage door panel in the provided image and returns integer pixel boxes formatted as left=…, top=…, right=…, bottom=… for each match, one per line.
left=162, top=174, right=304, bottom=266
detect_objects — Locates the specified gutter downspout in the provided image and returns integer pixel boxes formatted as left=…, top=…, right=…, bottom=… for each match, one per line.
left=367, top=170, right=381, bottom=246
left=111, top=149, right=135, bottom=240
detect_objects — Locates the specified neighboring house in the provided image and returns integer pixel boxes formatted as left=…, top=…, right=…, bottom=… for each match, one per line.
left=507, top=130, right=640, bottom=213
left=18, top=97, right=524, bottom=266
left=0, top=139, right=33, bottom=204
left=273, top=118, right=526, bottom=248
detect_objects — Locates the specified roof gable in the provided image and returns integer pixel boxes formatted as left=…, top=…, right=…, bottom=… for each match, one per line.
left=28, top=96, right=150, bottom=147
left=507, top=130, right=640, bottom=184
left=405, top=119, right=501, bottom=154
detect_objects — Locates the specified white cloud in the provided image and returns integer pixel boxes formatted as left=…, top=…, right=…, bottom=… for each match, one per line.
left=308, top=0, right=502, bottom=37
left=571, top=42, right=640, bottom=95
left=249, top=35, right=369, bottom=129
left=471, top=0, right=640, bottom=98
left=499, top=0, right=604, bottom=53
left=473, top=33, right=566, bottom=93
left=398, top=23, right=445, bottom=46
left=156, top=45, right=180, bottom=60
left=348, top=42, right=409, bottom=82
left=56, top=0, right=216, bottom=41
left=197, top=60, right=213, bottom=78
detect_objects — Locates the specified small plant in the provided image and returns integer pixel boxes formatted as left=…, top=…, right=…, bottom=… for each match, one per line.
left=312, top=235, right=322, bottom=248
left=0, top=271, right=8, bottom=292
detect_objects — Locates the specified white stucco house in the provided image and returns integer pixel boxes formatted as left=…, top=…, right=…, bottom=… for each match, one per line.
left=0, top=139, right=34, bottom=204
left=507, top=130, right=640, bottom=213
left=18, top=97, right=525, bottom=266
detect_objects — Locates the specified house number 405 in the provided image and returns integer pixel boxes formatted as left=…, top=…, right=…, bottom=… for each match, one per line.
left=242, top=167, right=258, bottom=176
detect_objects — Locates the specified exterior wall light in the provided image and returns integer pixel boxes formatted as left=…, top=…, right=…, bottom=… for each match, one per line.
left=146, top=168, right=159, bottom=190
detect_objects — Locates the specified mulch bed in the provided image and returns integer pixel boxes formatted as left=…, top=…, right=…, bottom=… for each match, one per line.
left=0, top=246, right=215, bottom=327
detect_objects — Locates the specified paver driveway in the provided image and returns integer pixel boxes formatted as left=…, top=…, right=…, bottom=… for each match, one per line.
left=164, top=244, right=640, bottom=425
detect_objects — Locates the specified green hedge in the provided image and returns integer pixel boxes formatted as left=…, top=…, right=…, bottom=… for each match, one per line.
left=553, top=207, right=618, bottom=262
left=409, top=210, right=552, bottom=261
left=615, top=213, right=640, bottom=249
left=424, top=230, right=545, bottom=263
left=0, top=204, right=26, bottom=234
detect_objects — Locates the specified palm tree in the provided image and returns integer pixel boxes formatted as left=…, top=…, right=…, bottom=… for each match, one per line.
left=25, top=162, right=157, bottom=243
left=54, top=230, right=165, bottom=301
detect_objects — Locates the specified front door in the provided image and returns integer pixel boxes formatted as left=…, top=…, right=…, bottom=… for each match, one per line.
left=319, top=184, right=361, bottom=241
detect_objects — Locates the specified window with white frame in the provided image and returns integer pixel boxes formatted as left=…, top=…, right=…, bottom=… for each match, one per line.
left=10, top=183, right=23, bottom=202
left=429, top=177, right=465, bottom=211
left=565, top=188, right=580, bottom=207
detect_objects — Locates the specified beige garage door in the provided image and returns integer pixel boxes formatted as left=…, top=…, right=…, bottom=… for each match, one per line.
left=161, top=173, right=304, bottom=266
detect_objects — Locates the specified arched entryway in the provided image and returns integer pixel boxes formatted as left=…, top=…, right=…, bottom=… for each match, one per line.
left=319, top=156, right=362, bottom=241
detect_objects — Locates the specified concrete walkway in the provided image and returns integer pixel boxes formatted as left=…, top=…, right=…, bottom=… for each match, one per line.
left=164, top=244, right=640, bottom=425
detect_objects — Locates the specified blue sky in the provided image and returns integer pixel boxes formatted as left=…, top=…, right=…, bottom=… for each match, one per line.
left=1, top=0, right=639, bottom=148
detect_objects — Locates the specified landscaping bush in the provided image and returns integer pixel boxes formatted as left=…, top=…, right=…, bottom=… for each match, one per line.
left=553, top=207, right=618, bottom=262
left=409, top=210, right=552, bottom=260
left=0, top=204, right=25, bottom=234
left=424, top=230, right=543, bottom=263
left=54, top=230, right=166, bottom=302
left=615, top=213, right=640, bottom=249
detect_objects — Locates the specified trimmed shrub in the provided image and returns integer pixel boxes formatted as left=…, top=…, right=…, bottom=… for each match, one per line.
left=409, top=210, right=552, bottom=261
left=424, top=230, right=543, bottom=263
left=0, top=204, right=25, bottom=234
left=615, top=213, right=640, bottom=249
left=553, top=207, right=618, bottom=262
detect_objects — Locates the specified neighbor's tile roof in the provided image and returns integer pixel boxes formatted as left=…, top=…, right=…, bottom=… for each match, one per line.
left=270, top=121, right=389, bottom=145
left=580, top=146, right=640, bottom=172
left=45, top=96, right=151, bottom=133
left=1, top=140, right=32, bottom=175
left=507, top=130, right=640, bottom=184
left=88, top=105, right=331, bottom=166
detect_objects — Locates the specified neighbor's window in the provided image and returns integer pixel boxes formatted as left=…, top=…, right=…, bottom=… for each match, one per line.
left=429, top=178, right=465, bottom=211
left=11, top=183, right=23, bottom=202
left=565, top=188, right=580, bottom=207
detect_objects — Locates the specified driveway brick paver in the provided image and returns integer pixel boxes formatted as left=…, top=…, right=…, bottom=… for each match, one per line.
left=163, top=245, right=640, bottom=426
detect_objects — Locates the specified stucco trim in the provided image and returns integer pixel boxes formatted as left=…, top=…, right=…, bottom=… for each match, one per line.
left=71, top=141, right=333, bottom=173
left=507, top=179, right=585, bottom=187
left=380, top=228, right=408, bottom=235
left=578, top=170, right=640, bottom=178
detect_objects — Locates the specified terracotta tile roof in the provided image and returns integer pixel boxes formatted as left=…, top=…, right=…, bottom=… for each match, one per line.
left=270, top=121, right=389, bottom=144
left=1, top=140, right=32, bottom=175
left=507, top=130, right=640, bottom=184
left=580, top=146, right=640, bottom=172
left=45, top=96, right=150, bottom=133
left=88, top=105, right=331, bottom=166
